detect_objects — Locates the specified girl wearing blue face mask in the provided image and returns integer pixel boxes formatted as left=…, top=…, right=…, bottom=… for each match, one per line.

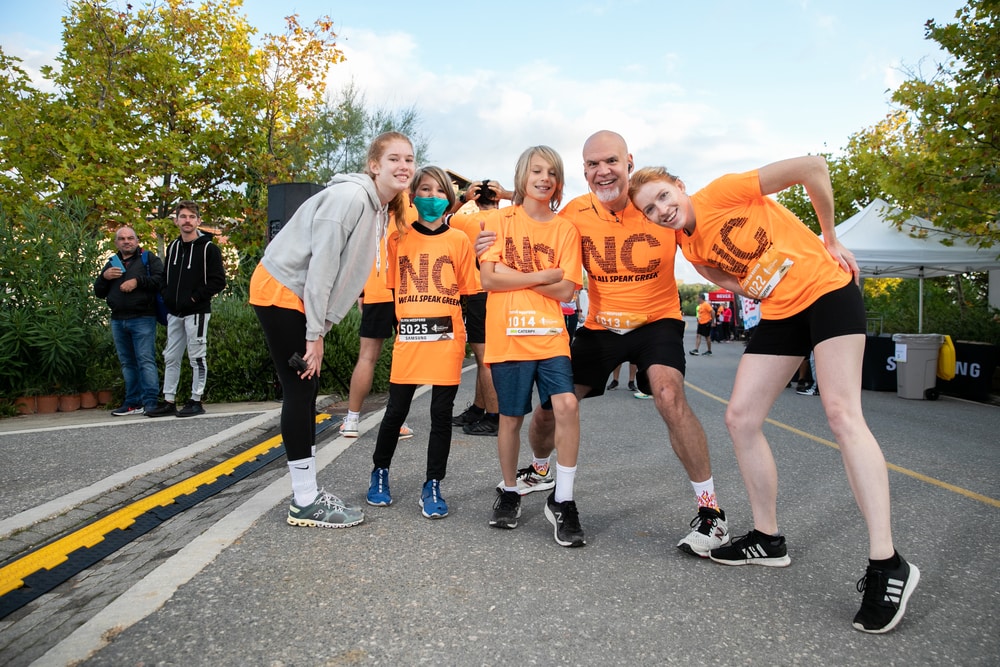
left=365, top=166, right=479, bottom=519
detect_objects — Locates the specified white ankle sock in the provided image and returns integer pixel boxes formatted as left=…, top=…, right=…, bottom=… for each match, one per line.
left=554, top=463, right=577, bottom=503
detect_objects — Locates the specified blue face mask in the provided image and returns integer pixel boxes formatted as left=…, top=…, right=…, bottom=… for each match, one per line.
left=413, top=196, right=449, bottom=222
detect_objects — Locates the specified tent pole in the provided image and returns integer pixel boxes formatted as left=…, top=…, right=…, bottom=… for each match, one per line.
left=918, top=268, right=924, bottom=333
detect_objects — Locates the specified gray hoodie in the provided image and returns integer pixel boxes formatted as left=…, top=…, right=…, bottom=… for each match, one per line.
left=261, top=173, right=388, bottom=341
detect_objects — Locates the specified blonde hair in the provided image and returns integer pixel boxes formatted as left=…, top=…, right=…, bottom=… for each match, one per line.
left=365, top=131, right=413, bottom=225
left=513, top=145, right=565, bottom=212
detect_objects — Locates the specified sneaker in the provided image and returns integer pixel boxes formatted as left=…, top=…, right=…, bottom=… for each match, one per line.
left=677, top=507, right=730, bottom=558
left=633, top=391, right=653, bottom=400
left=703, top=350, right=713, bottom=356
left=146, top=401, right=177, bottom=418
left=627, top=381, right=638, bottom=392
left=339, top=414, right=360, bottom=438
left=795, top=381, right=809, bottom=392
left=796, top=383, right=820, bottom=396
left=495, top=464, right=556, bottom=496
left=710, top=529, right=790, bottom=567
left=544, top=492, right=586, bottom=547
left=689, top=350, right=700, bottom=356
left=176, top=400, right=205, bottom=417
left=452, top=404, right=484, bottom=427
left=463, top=415, right=499, bottom=436
left=366, top=468, right=392, bottom=506
left=111, top=405, right=144, bottom=416
left=853, top=556, right=920, bottom=634
left=419, top=479, right=448, bottom=519
left=489, top=489, right=521, bottom=529
left=606, top=379, right=619, bottom=390
left=287, top=489, right=364, bottom=528
left=398, top=422, right=414, bottom=440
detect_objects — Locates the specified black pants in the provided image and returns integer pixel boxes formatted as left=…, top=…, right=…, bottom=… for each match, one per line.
left=253, top=305, right=317, bottom=462
left=373, top=383, right=458, bottom=482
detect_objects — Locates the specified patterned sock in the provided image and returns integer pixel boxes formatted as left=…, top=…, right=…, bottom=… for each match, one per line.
left=532, top=456, right=551, bottom=475
left=691, top=476, right=719, bottom=510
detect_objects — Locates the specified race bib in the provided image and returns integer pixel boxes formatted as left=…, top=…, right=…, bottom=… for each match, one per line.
left=595, top=310, right=649, bottom=335
left=739, top=247, right=793, bottom=300
left=505, top=309, right=563, bottom=336
left=398, top=316, right=454, bottom=342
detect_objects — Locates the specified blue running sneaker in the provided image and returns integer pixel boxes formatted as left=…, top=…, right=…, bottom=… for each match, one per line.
left=366, top=468, right=392, bottom=506
left=419, top=479, right=448, bottom=519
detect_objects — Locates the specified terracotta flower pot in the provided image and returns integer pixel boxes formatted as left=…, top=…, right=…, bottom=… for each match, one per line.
left=15, top=396, right=36, bottom=415
left=35, top=395, right=59, bottom=414
left=79, top=391, right=98, bottom=409
left=97, top=390, right=114, bottom=405
left=58, top=394, right=82, bottom=412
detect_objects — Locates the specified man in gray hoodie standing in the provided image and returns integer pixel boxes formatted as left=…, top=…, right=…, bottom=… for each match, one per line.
left=147, top=201, right=227, bottom=418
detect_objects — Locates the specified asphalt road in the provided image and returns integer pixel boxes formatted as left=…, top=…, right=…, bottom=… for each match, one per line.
left=1, top=322, right=998, bottom=666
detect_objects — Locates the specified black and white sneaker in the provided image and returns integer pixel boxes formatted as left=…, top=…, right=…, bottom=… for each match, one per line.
left=710, top=529, right=790, bottom=567
left=544, top=492, right=586, bottom=547
left=853, top=554, right=920, bottom=634
left=452, top=403, right=483, bottom=427
left=677, top=506, right=730, bottom=558
left=489, top=489, right=521, bottom=529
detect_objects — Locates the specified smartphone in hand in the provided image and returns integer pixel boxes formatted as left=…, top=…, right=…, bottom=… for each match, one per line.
left=109, top=255, right=126, bottom=271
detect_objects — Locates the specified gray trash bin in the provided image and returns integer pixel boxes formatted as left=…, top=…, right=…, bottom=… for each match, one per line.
left=892, top=333, right=945, bottom=400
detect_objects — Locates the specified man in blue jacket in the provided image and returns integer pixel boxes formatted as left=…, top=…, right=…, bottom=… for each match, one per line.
left=147, top=201, right=227, bottom=418
left=94, top=227, right=164, bottom=416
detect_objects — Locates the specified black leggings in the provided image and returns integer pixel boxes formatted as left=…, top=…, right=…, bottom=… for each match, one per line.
left=373, top=383, right=458, bottom=482
left=253, top=305, right=317, bottom=462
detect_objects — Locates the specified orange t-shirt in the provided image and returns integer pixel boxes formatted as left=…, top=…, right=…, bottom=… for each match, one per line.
left=386, top=223, right=478, bottom=385
left=479, top=206, right=583, bottom=364
left=685, top=171, right=852, bottom=320
left=447, top=211, right=485, bottom=293
left=361, top=200, right=418, bottom=304
left=559, top=193, right=682, bottom=334
left=248, top=263, right=304, bottom=312
left=696, top=300, right=713, bottom=325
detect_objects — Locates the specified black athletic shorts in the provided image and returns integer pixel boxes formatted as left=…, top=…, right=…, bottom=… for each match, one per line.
left=358, top=301, right=396, bottom=339
left=464, top=292, right=487, bottom=345
left=745, top=282, right=866, bottom=357
left=696, top=322, right=712, bottom=337
left=570, top=318, right=687, bottom=397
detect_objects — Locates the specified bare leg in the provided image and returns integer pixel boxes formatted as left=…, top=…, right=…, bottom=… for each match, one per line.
left=724, top=354, right=804, bottom=534
left=814, top=334, right=894, bottom=559
left=646, top=364, right=713, bottom=482
left=470, top=342, right=498, bottom=413
left=527, top=384, right=588, bottom=460
left=498, top=414, right=526, bottom=488
left=348, top=336, right=385, bottom=413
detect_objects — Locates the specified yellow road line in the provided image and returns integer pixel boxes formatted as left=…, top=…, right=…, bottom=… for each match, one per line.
left=0, top=414, right=330, bottom=597
left=684, top=382, right=1000, bottom=509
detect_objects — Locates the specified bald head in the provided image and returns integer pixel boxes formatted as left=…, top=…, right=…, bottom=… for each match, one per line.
left=582, top=130, right=633, bottom=209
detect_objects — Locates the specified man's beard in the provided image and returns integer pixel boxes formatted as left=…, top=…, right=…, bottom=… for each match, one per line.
left=593, top=183, right=622, bottom=203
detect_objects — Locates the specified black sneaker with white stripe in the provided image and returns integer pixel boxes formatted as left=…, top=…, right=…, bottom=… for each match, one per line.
left=852, top=554, right=920, bottom=633
left=709, top=529, right=790, bottom=567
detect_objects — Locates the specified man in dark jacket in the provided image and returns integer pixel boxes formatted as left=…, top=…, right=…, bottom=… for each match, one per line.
left=94, top=226, right=165, bottom=416
left=147, top=201, right=227, bottom=418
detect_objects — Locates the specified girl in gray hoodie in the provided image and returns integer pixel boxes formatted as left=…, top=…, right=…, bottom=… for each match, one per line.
left=250, top=131, right=415, bottom=528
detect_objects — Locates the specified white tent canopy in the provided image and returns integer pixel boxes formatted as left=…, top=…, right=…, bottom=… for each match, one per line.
left=830, top=198, right=1000, bottom=332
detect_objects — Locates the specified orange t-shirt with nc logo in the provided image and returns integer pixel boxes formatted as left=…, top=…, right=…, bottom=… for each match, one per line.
left=684, top=170, right=851, bottom=320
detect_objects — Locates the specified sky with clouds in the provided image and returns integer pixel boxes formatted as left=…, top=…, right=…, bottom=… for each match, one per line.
left=0, top=0, right=964, bottom=282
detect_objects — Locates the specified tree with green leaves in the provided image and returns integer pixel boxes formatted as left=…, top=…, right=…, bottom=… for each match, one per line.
left=0, top=0, right=343, bottom=262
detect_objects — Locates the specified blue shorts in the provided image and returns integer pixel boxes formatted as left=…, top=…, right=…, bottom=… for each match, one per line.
left=490, top=356, right=574, bottom=417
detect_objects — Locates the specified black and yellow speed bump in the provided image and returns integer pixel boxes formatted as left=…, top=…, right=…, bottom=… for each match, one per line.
left=0, top=413, right=338, bottom=620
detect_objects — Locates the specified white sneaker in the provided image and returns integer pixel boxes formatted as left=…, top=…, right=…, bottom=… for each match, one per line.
left=399, top=422, right=414, bottom=440
left=677, top=507, right=730, bottom=558
left=495, top=464, right=556, bottom=496
left=339, top=415, right=359, bottom=438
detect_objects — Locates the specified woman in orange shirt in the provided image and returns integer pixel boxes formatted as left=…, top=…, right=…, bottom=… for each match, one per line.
left=629, top=156, right=918, bottom=635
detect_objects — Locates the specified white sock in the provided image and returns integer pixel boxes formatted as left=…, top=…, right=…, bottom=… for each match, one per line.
left=288, top=457, right=318, bottom=506
left=532, top=456, right=552, bottom=474
left=691, top=476, right=718, bottom=510
left=347, top=409, right=360, bottom=420
left=554, top=463, right=577, bottom=503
